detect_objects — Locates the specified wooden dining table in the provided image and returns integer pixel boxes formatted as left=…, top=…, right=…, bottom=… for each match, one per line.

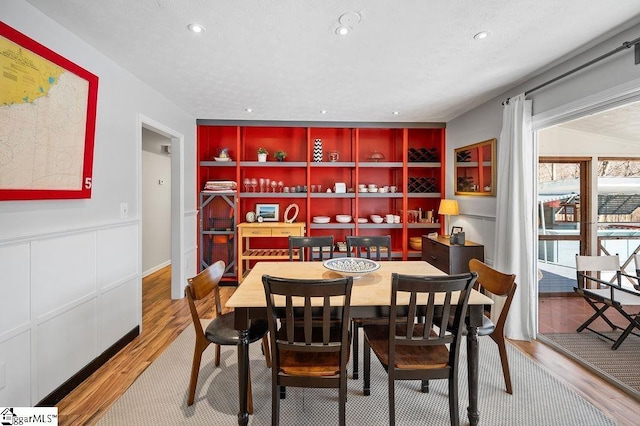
left=226, top=260, right=493, bottom=426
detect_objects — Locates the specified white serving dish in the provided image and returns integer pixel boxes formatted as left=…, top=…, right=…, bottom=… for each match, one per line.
left=322, top=258, right=380, bottom=279
left=357, top=217, right=368, bottom=223
left=335, top=214, right=352, bottom=223
left=370, top=216, right=384, bottom=224
left=313, top=216, right=331, bottom=224
left=214, top=157, right=231, bottom=162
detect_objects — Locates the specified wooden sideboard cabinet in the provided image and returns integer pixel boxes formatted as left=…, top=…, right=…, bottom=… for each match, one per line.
left=421, top=235, right=484, bottom=274
left=237, top=222, right=306, bottom=281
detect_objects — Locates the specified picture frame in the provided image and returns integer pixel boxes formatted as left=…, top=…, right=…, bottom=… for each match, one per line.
left=454, top=138, right=496, bottom=197
left=0, top=22, right=99, bottom=201
left=451, top=226, right=463, bottom=235
left=256, top=204, right=279, bottom=222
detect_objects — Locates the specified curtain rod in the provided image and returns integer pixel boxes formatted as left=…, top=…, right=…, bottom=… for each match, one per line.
left=503, top=35, right=640, bottom=105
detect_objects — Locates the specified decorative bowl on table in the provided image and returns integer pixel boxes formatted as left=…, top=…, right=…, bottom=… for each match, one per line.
left=323, top=258, right=380, bottom=279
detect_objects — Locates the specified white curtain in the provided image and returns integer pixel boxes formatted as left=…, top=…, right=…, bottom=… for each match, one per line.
left=494, top=93, right=536, bottom=341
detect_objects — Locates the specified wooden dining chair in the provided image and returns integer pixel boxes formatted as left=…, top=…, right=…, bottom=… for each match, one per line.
left=185, top=260, right=271, bottom=409
left=262, top=274, right=353, bottom=426
left=468, top=258, right=517, bottom=394
left=362, top=272, right=476, bottom=425
left=288, top=235, right=334, bottom=261
left=346, top=235, right=392, bottom=379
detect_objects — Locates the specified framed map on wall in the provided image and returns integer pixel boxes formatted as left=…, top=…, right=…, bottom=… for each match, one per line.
left=0, top=22, right=98, bottom=200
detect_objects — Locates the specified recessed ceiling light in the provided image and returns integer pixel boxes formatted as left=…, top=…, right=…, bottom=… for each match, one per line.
left=245, top=108, right=253, bottom=112
left=187, top=23, right=206, bottom=33
left=320, top=110, right=327, bottom=114
left=473, top=31, right=489, bottom=40
left=335, top=26, right=350, bottom=36
left=392, top=111, right=400, bottom=115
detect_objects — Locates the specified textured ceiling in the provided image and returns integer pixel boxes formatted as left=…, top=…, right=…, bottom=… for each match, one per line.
left=25, top=0, right=640, bottom=123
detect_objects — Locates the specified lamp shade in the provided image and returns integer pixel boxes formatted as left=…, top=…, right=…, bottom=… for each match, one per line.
left=438, top=199, right=459, bottom=216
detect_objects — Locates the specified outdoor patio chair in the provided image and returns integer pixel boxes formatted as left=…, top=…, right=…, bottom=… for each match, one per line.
left=574, top=254, right=640, bottom=350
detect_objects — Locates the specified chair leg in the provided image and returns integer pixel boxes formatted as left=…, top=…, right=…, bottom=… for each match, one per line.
left=363, top=338, right=371, bottom=396
left=352, top=320, right=360, bottom=379
left=388, top=376, right=395, bottom=426
left=248, top=365, right=254, bottom=414
left=448, top=372, right=460, bottom=426
left=262, top=335, right=272, bottom=368
left=339, top=375, right=347, bottom=426
left=493, top=334, right=513, bottom=394
left=188, top=340, right=208, bottom=406
left=421, top=380, right=429, bottom=393
left=214, top=343, right=221, bottom=367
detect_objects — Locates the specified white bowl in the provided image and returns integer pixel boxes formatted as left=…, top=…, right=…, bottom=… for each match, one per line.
left=371, top=216, right=384, bottom=224
left=313, top=216, right=330, bottom=224
left=214, top=157, right=231, bottom=162
left=357, top=217, right=368, bottom=223
left=335, top=214, right=352, bottom=223
left=323, top=258, right=380, bottom=279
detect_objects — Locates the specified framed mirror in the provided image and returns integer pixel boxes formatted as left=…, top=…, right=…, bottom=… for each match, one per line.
left=454, top=138, right=496, bottom=196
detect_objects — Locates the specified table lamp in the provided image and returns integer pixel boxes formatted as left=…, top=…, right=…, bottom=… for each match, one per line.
left=438, top=199, right=459, bottom=236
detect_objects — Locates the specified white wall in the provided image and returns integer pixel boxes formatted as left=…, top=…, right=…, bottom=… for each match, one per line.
left=142, top=129, right=172, bottom=275
left=446, top=22, right=640, bottom=264
left=0, top=0, right=196, bottom=406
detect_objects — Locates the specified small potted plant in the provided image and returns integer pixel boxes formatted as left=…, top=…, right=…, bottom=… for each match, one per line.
left=257, top=147, right=268, bottom=162
left=274, top=150, right=287, bottom=161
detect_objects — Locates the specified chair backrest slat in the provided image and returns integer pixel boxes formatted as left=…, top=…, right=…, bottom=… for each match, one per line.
left=289, top=236, right=334, bottom=261
left=346, top=235, right=392, bottom=261
left=263, top=275, right=353, bottom=356
left=390, top=273, right=476, bottom=354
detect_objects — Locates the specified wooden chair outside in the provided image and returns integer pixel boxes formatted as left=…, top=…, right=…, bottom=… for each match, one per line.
left=363, top=272, right=477, bottom=425
left=262, top=274, right=353, bottom=426
left=346, top=235, right=392, bottom=379
left=288, top=235, right=334, bottom=261
left=574, top=254, right=640, bottom=350
left=468, top=258, right=517, bottom=394
left=185, top=260, right=271, bottom=409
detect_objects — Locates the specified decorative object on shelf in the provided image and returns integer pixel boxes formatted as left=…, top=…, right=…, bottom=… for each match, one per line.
left=334, top=182, right=346, bottom=193
left=255, top=203, right=279, bottom=221
left=214, top=147, right=231, bottom=161
left=283, top=203, right=299, bottom=223
left=457, top=176, right=475, bottom=192
left=450, top=226, right=465, bottom=245
left=245, top=211, right=256, bottom=223
left=438, top=199, right=459, bottom=237
left=322, top=257, right=380, bottom=279
left=274, top=150, right=287, bottom=161
left=203, top=180, right=237, bottom=192
left=328, top=150, right=339, bottom=162
left=257, top=147, right=268, bottom=162
left=409, top=237, right=422, bottom=251
left=367, top=150, right=385, bottom=162
left=312, top=216, right=331, bottom=224
left=313, top=138, right=323, bottom=162
left=335, top=214, right=352, bottom=223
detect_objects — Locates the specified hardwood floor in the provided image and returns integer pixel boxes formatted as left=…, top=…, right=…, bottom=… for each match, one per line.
left=56, top=267, right=640, bottom=425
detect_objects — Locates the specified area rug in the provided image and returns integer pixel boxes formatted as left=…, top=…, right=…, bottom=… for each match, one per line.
left=97, top=326, right=615, bottom=425
left=541, top=331, right=640, bottom=400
